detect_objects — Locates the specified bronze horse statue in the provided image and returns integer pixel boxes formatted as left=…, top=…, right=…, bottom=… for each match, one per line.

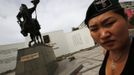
left=17, top=0, right=43, bottom=47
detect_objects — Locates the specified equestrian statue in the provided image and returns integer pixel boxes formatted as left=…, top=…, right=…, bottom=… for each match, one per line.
left=16, top=0, right=43, bottom=47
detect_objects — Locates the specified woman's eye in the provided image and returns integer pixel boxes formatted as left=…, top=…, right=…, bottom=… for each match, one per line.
left=89, top=27, right=98, bottom=32
left=103, top=20, right=116, bottom=27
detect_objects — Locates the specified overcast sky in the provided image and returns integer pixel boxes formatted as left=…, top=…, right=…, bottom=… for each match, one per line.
left=0, top=0, right=133, bottom=45
left=0, top=0, right=94, bottom=45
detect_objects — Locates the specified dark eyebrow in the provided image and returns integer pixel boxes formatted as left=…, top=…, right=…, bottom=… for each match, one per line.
left=88, top=17, right=115, bottom=28
left=88, top=24, right=97, bottom=28
left=101, top=17, right=114, bottom=24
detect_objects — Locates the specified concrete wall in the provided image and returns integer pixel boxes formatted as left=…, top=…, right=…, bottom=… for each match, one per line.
left=42, top=30, right=70, bottom=57
left=66, top=28, right=94, bottom=53
left=42, top=28, right=95, bottom=57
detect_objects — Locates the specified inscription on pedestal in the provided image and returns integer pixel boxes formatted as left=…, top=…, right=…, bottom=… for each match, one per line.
left=20, top=52, right=39, bottom=62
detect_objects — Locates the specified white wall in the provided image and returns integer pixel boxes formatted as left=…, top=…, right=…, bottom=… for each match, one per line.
left=42, top=30, right=70, bottom=57
left=119, top=0, right=134, bottom=2
left=66, top=28, right=94, bottom=53
left=42, top=28, right=95, bottom=57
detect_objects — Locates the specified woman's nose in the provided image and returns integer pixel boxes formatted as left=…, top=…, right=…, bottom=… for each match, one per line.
left=100, top=29, right=111, bottom=40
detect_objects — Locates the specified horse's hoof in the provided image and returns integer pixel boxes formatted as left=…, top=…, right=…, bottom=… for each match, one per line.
left=28, top=44, right=31, bottom=47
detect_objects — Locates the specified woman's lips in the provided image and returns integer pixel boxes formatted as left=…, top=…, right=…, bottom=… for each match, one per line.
left=101, top=40, right=115, bottom=46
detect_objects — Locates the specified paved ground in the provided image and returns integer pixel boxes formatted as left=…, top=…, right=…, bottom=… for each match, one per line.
left=55, top=46, right=105, bottom=75
left=6, top=46, right=104, bottom=75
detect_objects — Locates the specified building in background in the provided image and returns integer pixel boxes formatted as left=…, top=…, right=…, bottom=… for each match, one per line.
left=120, top=1, right=134, bottom=19
left=119, top=1, right=134, bottom=29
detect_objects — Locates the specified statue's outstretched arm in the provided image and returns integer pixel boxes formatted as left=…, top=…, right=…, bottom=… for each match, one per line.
left=31, top=0, right=40, bottom=6
left=29, top=0, right=40, bottom=13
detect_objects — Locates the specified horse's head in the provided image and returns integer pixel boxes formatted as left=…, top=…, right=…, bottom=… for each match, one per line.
left=21, top=30, right=28, bottom=37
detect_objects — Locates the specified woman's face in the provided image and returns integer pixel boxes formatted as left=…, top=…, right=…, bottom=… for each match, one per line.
left=88, top=10, right=129, bottom=50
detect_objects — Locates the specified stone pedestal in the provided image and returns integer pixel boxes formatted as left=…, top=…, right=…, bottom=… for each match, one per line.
left=16, top=45, right=58, bottom=75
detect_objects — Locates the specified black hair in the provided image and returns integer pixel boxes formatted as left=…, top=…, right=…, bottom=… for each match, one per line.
left=112, top=8, right=128, bottom=20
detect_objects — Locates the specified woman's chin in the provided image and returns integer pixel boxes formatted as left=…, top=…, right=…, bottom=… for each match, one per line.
left=102, top=45, right=117, bottom=51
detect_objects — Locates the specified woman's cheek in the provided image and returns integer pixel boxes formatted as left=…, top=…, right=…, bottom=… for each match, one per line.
left=91, top=33, right=100, bottom=43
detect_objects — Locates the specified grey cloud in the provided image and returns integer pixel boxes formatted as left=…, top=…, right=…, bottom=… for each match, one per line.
left=0, top=15, right=7, bottom=19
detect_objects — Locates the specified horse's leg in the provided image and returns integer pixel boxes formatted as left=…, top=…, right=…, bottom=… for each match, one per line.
left=36, top=35, right=40, bottom=44
left=29, top=40, right=33, bottom=47
left=29, top=33, right=37, bottom=46
left=33, top=32, right=39, bottom=44
left=33, top=36, right=37, bottom=45
left=38, top=32, right=43, bottom=44
left=35, top=31, right=41, bottom=44
left=29, top=34, right=34, bottom=47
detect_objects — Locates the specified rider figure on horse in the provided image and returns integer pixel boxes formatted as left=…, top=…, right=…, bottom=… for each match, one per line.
left=17, top=0, right=43, bottom=47
left=16, top=0, right=40, bottom=36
